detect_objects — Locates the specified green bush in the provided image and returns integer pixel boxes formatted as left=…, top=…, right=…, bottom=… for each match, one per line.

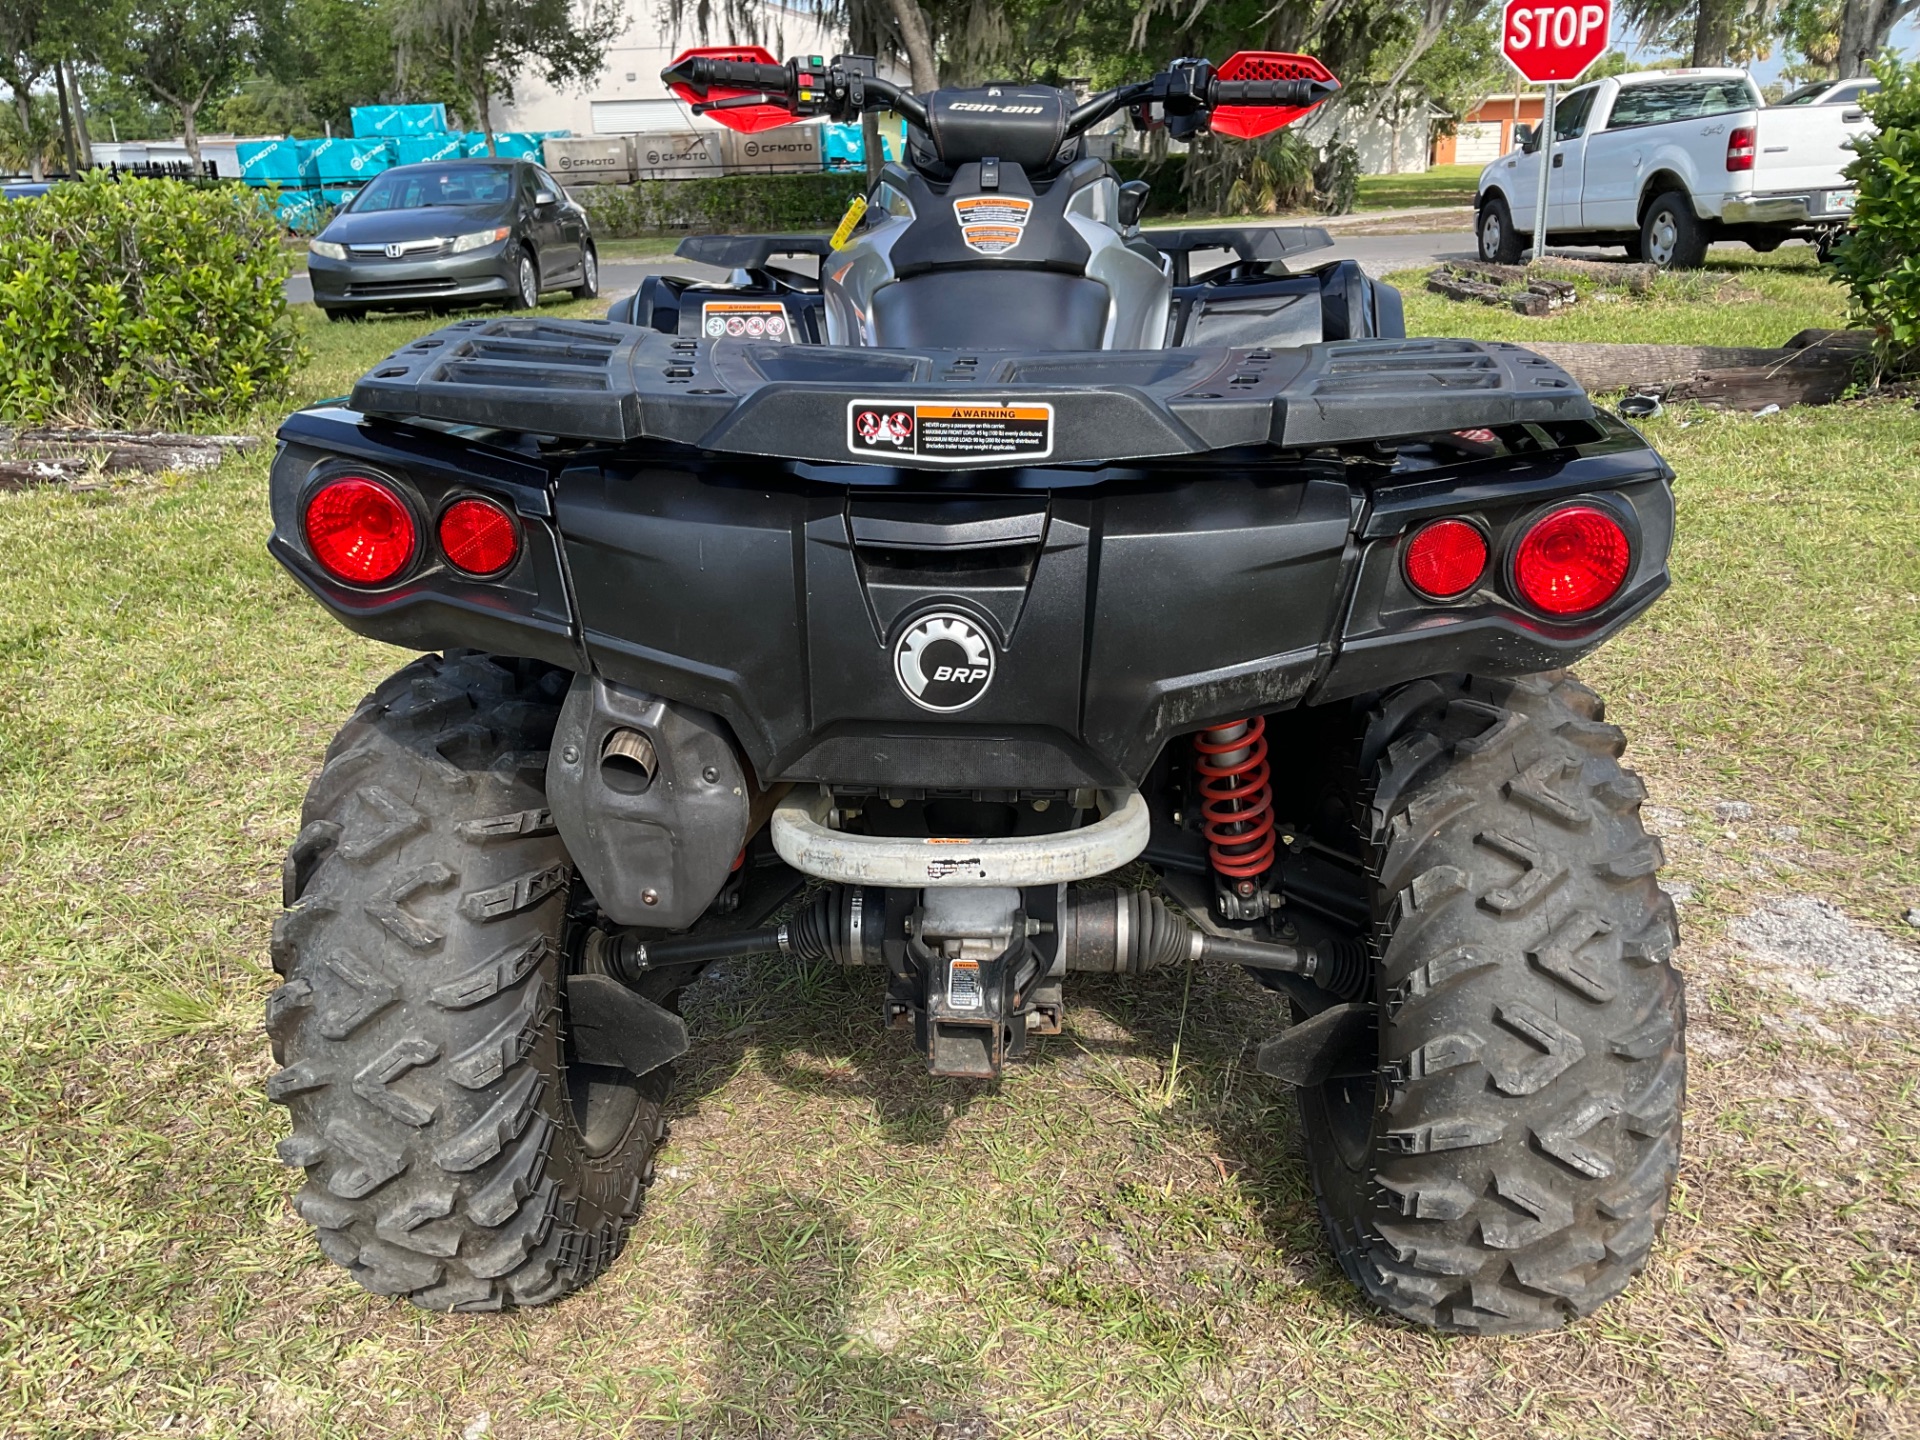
left=1833, top=53, right=1920, bottom=372
left=580, top=173, right=866, bottom=237
left=0, top=173, right=302, bottom=429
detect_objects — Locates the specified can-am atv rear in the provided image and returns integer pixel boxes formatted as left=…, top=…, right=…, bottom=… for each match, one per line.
left=264, top=49, right=1683, bottom=1333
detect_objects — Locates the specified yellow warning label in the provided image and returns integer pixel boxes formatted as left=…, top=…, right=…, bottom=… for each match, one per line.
left=829, top=193, right=869, bottom=250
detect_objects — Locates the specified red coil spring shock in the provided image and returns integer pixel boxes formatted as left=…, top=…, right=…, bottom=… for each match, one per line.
left=1193, top=716, right=1277, bottom=880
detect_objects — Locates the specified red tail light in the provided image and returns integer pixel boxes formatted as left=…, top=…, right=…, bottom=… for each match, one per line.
left=304, top=476, right=416, bottom=586
left=438, top=496, right=521, bottom=577
left=1404, top=518, right=1489, bottom=599
left=1513, top=506, right=1631, bottom=616
left=1726, top=126, right=1755, bottom=171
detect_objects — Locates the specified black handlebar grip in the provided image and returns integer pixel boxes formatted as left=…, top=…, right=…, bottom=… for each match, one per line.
left=685, top=57, right=794, bottom=91
left=1209, top=78, right=1330, bottom=106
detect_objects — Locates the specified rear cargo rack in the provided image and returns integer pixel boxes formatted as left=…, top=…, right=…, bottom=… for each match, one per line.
left=345, top=317, right=1593, bottom=468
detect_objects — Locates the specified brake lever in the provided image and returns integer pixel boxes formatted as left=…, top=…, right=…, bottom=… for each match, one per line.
left=691, top=92, right=793, bottom=115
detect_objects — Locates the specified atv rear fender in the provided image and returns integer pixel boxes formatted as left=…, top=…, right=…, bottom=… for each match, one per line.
left=268, top=396, right=1673, bottom=793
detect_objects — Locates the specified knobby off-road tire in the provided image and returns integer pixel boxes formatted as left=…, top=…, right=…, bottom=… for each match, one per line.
left=1300, top=672, right=1685, bottom=1334
left=267, top=652, right=670, bottom=1311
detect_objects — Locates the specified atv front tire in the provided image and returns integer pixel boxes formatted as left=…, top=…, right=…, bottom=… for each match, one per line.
left=267, top=652, right=670, bottom=1310
left=1300, top=672, right=1684, bottom=1334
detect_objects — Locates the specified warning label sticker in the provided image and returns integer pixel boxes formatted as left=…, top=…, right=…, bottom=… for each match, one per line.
left=947, top=958, right=983, bottom=1010
left=701, top=300, right=791, bottom=342
left=926, top=854, right=989, bottom=881
left=847, top=400, right=1054, bottom=465
left=952, top=195, right=1033, bottom=255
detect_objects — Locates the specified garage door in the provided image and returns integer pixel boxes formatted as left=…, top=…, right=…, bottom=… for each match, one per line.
left=591, top=99, right=694, bottom=134
left=1454, top=121, right=1502, bottom=165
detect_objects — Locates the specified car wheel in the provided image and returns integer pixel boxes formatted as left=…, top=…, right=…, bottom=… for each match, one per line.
left=506, top=249, right=540, bottom=311
left=1640, top=192, right=1707, bottom=270
left=571, top=245, right=600, bottom=301
left=1478, top=196, right=1523, bottom=265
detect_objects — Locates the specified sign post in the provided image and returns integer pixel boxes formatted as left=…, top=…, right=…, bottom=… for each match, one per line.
left=1500, top=0, right=1611, bottom=264
left=1531, top=83, right=1557, bottom=265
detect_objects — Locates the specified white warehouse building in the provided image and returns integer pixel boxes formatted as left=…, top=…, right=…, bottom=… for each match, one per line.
left=495, top=2, right=843, bottom=136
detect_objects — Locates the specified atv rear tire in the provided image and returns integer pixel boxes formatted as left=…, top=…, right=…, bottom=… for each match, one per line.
left=267, top=652, right=670, bottom=1311
left=1299, top=672, right=1684, bottom=1334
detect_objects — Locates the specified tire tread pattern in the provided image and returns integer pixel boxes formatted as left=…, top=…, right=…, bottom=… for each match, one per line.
left=266, top=652, right=666, bottom=1311
left=1301, top=671, right=1685, bottom=1334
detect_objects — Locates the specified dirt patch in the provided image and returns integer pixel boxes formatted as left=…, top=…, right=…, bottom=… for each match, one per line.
left=1731, top=894, right=1920, bottom=1016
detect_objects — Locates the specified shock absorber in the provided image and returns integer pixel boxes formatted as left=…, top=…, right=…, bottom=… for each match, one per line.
left=1193, top=716, right=1277, bottom=884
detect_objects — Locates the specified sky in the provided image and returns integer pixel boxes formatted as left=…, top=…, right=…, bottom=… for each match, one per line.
left=1615, top=14, right=1920, bottom=85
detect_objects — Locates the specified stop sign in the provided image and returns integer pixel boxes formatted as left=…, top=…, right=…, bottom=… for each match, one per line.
left=1502, top=0, right=1612, bottom=83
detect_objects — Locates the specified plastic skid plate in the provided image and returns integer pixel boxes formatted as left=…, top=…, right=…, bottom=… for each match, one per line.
left=1212, top=52, right=1336, bottom=139
left=342, top=316, right=1595, bottom=466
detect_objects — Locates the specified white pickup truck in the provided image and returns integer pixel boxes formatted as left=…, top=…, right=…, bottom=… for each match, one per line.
left=1474, top=68, right=1874, bottom=268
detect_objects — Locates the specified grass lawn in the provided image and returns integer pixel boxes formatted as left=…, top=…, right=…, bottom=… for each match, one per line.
left=1396, top=245, right=1853, bottom=348
left=1, top=260, right=1917, bottom=1438
left=1354, top=163, right=1482, bottom=211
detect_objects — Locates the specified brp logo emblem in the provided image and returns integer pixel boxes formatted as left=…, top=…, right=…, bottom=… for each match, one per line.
left=894, top=612, right=995, bottom=713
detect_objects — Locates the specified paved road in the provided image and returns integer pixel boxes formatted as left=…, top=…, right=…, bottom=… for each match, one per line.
left=281, top=228, right=1484, bottom=308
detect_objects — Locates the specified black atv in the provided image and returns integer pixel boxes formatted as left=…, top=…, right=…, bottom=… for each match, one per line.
left=264, top=49, right=1683, bottom=1334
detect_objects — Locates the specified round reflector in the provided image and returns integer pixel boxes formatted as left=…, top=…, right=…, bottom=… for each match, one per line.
left=1513, top=505, right=1632, bottom=616
left=438, top=496, right=520, bottom=577
left=1404, top=518, right=1489, bottom=599
left=304, top=477, right=416, bottom=586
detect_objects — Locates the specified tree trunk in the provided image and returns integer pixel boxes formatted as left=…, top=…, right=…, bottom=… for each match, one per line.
left=67, top=62, right=93, bottom=156
left=54, top=61, right=79, bottom=176
left=1692, top=0, right=1735, bottom=66
left=475, top=72, right=495, bottom=154
left=180, top=101, right=202, bottom=170
left=1838, top=0, right=1917, bottom=75
left=14, top=93, right=42, bottom=182
left=862, top=107, right=884, bottom=186
left=887, top=0, right=940, bottom=93
left=1837, top=0, right=1881, bottom=76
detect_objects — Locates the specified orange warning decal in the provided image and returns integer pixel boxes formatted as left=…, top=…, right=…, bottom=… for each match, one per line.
left=701, top=300, right=792, bottom=342
left=952, top=195, right=1033, bottom=255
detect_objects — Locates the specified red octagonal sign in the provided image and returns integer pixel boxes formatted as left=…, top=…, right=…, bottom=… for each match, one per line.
left=1502, top=0, right=1612, bottom=84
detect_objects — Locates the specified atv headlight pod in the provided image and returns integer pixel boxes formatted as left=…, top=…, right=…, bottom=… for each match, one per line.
left=308, top=239, right=347, bottom=260
left=450, top=226, right=511, bottom=253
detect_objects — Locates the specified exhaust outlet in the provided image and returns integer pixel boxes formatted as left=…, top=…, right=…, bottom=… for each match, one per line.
left=599, top=727, right=657, bottom=794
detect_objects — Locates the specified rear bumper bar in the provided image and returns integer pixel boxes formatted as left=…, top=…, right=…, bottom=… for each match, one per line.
left=771, top=786, right=1151, bottom=885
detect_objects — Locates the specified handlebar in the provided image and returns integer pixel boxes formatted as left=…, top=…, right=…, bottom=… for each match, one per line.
left=676, top=56, right=794, bottom=91
left=1211, top=79, right=1331, bottom=106
left=663, top=53, right=1335, bottom=139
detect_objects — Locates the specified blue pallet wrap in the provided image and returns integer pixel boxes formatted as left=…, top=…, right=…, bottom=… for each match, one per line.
left=351, top=104, right=450, bottom=138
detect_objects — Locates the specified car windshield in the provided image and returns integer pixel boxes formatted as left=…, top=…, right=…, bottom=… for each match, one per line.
left=351, top=165, right=516, bottom=211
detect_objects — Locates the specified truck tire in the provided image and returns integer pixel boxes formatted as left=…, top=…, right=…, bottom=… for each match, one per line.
left=1478, top=195, right=1524, bottom=264
left=1640, top=192, right=1708, bottom=269
left=267, top=652, right=670, bottom=1311
left=1298, top=671, right=1684, bottom=1334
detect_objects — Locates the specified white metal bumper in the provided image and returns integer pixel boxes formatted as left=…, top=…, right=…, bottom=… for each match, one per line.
left=770, top=786, right=1152, bottom=887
